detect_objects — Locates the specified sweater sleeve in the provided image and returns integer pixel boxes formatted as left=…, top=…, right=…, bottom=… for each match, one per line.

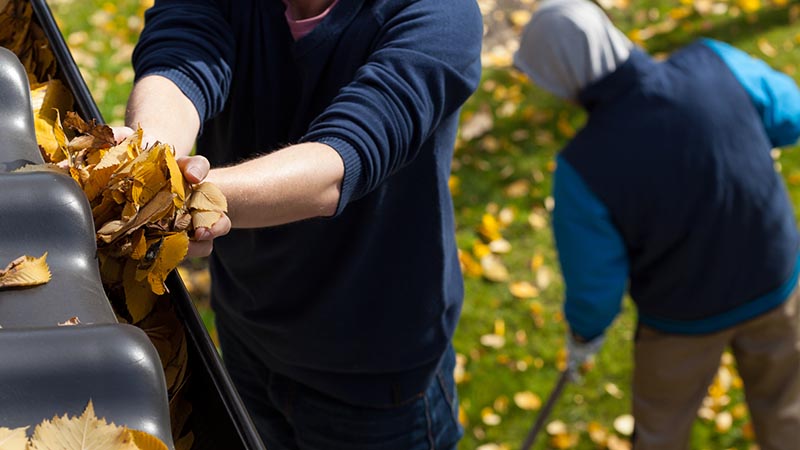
left=300, top=0, right=483, bottom=215
left=131, top=0, right=235, bottom=125
left=553, top=156, right=629, bottom=341
left=703, top=38, right=800, bottom=148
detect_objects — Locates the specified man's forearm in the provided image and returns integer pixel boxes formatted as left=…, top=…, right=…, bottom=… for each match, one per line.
left=126, top=75, right=345, bottom=228
left=205, top=142, right=345, bottom=228
left=125, top=75, right=201, bottom=157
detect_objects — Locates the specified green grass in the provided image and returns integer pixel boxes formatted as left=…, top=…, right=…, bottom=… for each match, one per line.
left=47, top=0, right=800, bottom=448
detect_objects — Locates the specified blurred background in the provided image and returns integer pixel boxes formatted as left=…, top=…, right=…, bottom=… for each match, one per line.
left=47, top=0, right=800, bottom=448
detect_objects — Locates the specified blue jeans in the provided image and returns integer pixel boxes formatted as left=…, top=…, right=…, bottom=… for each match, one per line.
left=218, top=323, right=463, bottom=450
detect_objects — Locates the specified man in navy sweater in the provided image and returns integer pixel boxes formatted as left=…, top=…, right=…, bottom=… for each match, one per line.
left=124, top=0, right=482, bottom=448
left=515, top=0, right=800, bottom=448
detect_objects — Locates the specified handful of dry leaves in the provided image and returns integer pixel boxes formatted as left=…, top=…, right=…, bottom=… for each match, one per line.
left=23, top=112, right=228, bottom=324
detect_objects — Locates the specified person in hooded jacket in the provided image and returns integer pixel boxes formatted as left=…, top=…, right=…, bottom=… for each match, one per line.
left=514, top=1, right=800, bottom=448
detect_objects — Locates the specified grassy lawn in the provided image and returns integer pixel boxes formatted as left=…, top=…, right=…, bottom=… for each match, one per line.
left=47, top=0, right=800, bottom=448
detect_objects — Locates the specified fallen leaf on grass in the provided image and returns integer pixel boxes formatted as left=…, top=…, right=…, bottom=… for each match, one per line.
left=509, top=281, right=539, bottom=299
left=481, top=255, right=509, bottom=282
left=513, top=391, right=542, bottom=411
left=613, top=414, right=635, bottom=436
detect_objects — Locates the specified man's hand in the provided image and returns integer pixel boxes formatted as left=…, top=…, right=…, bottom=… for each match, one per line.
left=566, top=332, right=605, bottom=382
left=179, top=155, right=232, bottom=258
left=111, top=126, right=231, bottom=257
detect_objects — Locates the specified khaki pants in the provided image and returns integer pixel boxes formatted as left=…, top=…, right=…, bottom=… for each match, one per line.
left=633, top=288, right=800, bottom=450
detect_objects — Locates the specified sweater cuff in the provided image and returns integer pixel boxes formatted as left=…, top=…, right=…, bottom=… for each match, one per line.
left=311, top=136, right=363, bottom=216
left=136, top=68, right=207, bottom=133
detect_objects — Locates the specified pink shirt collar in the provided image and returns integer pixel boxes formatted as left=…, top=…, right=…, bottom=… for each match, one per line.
left=282, top=0, right=340, bottom=41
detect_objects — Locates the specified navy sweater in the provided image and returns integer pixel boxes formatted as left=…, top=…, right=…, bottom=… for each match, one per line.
left=553, top=40, right=800, bottom=340
left=133, top=0, right=483, bottom=406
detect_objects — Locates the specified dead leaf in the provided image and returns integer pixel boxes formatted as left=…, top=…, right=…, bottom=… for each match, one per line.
left=480, top=334, right=505, bottom=349
left=613, top=414, right=635, bottom=436
left=190, top=210, right=223, bottom=230
left=128, top=430, right=168, bottom=450
left=57, top=317, right=81, bottom=326
left=0, top=426, right=28, bottom=450
left=187, top=182, right=227, bottom=213
left=513, top=391, right=542, bottom=411
left=460, top=104, right=494, bottom=141
left=481, top=255, right=509, bottom=282
left=0, top=253, right=50, bottom=288
left=509, top=281, right=539, bottom=299
left=144, top=233, right=189, bottom=296
left=28, top=401, right=139, bottom=450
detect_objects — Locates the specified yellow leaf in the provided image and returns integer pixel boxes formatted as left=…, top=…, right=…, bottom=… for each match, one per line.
left=82, top=165, right=115, bottom=203
left=473, top=242, right=491, bottom=259
left=129, top=429, right=168, bottom=450
left=162, top=143, right=185, bottom=208
left=477, top=213, right=502, bottom=241
left=607, top=435, right=631, bottom=450
left=448, top=175, right=460, bottom=196
left=28, top=401, right=139, bottom=450
left=757, top=38, right=777, bottom=57
left=458, top=249, right=482, bottom=278
left=481, top=255, right=509, bottom=282
left=95, top=142, right=129, bottom=170
left=480, top=407, right=501, bottom=426
left=549, top=432, right=578, bottom=449
left=509, top=281, right=539, bottom=299
left=556, top=112, right=575, bottom=138
left=130, top=230, right=148, bottom=261
left=613, top=414, right=635, bottom=436
left=123, top=259, right=158, bottom=323
left=131, top=147, right=168, bottom=206
left=145, top=233, right=189, bottom=296
left=605, top=382, right=624, bottom=399
left=714, top=411, right=733, bottom=433
left=31, top=80, right=74, bottom=163
left=480, top=334, right=505, bottom=349
left=488, top=238, right=512, bottom=254
left=546, top=420, right=567, bottom=435
left=510, top=9, right=532, bottom=28
left=494, top=318, right=505, bottom=336
left=190, top=210, right=223, bottom=230
left=0, top=426, right=28, bottom=450
left=513, top=391, right=542, bottom=411
left=0, top=253, right=50, bottom=288
left=587, top=421, right=608, bottom=445
left=187, top=182, right=227, bottom=212
left=52, top=110, right=69, bottom=163
left=738, top=0, right=761, bottom=13
left=105, top=190, right=175, bottom=244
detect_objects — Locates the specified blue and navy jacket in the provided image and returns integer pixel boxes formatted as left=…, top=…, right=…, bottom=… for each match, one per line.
left=555, top=39, right=800, bottom=340
left=133, top=0, right=482, bottom=406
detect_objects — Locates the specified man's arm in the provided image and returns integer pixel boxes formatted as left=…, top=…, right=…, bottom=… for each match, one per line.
left=553, top=156, right=629, bottom=341
left=703, top=38, right=800, bottom=148
left=125, top=75, right=199, bottom=157
left=131, top=0, right=482, bottom=229
left=126, top=75, right=345, bottom=227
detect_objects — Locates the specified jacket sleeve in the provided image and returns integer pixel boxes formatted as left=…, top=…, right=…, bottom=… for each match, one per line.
left=131, top=0, right=235, bottom=124
left=300, top=0, right=483, bottom=215
left=703, top=38, right=800, bottom=148
left=553, top=156, right=629, bottom=341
